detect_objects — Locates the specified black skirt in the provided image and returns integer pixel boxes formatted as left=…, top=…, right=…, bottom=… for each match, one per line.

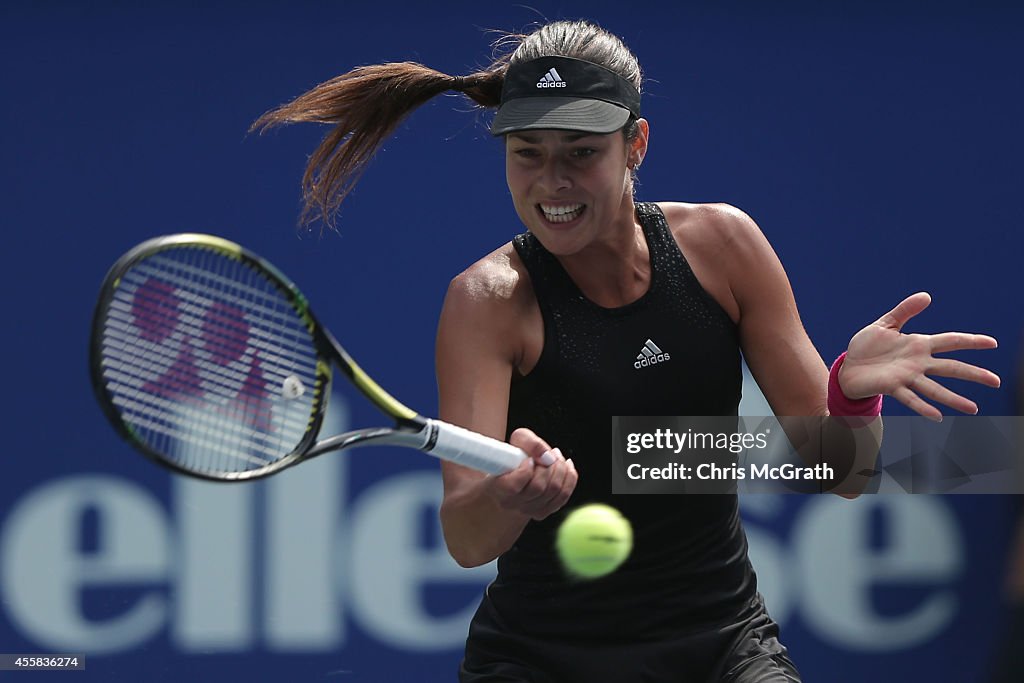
left=459, top=592, right=800, bottom=683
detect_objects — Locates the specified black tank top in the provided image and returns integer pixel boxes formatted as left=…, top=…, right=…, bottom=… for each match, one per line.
left=490, top=202, right=756, bottom=640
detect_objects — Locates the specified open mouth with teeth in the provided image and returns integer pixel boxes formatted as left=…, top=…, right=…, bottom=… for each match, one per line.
left=538, top=203, right=585, bottom=224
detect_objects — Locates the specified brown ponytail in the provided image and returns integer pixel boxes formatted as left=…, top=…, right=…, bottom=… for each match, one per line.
left=251, top=61, right=505, bottom=229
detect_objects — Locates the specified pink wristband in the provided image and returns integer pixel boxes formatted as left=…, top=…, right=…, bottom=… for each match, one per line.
left=827, top=352, right=883, bottom=417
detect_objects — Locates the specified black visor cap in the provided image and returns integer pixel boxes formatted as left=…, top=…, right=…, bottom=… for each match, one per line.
left=491, top=56, right=641, bottom=136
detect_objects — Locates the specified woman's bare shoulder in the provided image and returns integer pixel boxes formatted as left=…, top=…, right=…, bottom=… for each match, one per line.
left=656, top=201, right=764, bottom=250
left=443, top=242, right=536, bottom=323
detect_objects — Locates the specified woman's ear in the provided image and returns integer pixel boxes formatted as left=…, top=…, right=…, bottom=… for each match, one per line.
left=630, top=118, right=650, bottom=169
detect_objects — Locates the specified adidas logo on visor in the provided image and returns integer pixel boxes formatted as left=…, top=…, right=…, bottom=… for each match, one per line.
left=536, top=68, right=567, bottom=88
left=634, top=339, right=670, bottom=370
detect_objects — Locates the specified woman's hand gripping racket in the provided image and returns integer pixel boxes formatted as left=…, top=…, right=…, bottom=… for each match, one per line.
left=89, top=234, right=526, bottom=481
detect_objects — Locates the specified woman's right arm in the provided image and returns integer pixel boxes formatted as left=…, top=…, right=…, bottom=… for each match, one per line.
left=435, top=256, right=577, bottom=568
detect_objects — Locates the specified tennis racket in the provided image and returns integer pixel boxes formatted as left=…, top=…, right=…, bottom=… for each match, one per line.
left=89, top=233, right=526, bottom=481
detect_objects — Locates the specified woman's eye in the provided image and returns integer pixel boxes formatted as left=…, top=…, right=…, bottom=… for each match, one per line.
left=514, top=148, right=540, bottom=158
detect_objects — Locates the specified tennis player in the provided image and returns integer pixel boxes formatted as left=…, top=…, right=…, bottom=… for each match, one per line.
left=255, top=19, right=1001, bottom=682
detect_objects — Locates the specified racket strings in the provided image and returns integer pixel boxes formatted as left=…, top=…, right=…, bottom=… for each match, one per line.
left=99, top=246, right=322, bottom=476
left=119, top=258, right=319, bottom=351
left=105, top=259, right=319, bottom=408
left=104, top=289, right=318, bottom=392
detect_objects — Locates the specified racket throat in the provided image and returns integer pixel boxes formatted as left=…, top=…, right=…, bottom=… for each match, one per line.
left=304, top=424, right=431, bottom=458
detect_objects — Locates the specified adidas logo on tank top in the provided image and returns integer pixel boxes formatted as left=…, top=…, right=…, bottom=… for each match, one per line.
left=634, top=339, right=670, bottom=370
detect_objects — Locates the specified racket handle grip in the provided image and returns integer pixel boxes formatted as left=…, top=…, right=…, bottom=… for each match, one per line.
left=424, top=419, right=527, bottom=475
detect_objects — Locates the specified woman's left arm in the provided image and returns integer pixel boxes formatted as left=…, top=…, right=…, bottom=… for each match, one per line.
left=712, top=206, right=999, bottom=496
left=717, top=205, right=999, bottom=419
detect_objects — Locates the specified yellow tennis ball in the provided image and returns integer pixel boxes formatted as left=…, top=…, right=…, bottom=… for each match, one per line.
left=556, top=504, right=633, bottom=579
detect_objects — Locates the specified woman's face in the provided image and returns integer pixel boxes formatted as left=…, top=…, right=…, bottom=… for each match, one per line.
left=505, top=126, right=643, bottom=256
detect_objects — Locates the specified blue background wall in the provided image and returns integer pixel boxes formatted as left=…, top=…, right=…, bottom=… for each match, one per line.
left=2, top=2, right=1022, bottom=681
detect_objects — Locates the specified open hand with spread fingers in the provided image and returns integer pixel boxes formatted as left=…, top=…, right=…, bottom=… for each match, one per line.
left=836, top=292, right=1001, bottom=420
